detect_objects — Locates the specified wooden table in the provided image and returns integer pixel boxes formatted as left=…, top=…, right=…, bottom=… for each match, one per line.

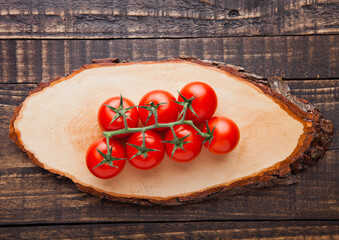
left=1, top=1, right=338, bottom=239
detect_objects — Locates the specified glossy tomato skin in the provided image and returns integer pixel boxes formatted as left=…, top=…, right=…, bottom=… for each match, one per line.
left=138, top=90, right=178, bottom=131
left=98, top=97, right=139, bottom=137
left=164, top=124, right=203, bottom=162
left=178, top=82, right=218, bottom=124
left=86, top=138, right=126, bottom=179
left=126, top=131, right=165, bottom=170
left=201, top=116, right=240, bottom=154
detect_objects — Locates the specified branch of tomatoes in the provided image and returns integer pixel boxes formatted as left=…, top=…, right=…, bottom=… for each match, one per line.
left=103, top=103, right=210, bottom=139
left=86, top=82, right=240, bottom=179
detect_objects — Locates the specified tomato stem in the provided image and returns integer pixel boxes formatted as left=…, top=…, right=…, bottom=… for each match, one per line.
left=106, top=136, right=110, bottom=148
left=103, top=119, right=209, bottom=139
left=141, top=131, right=146, bottom=152
left=180, top=102, right=189, bottom=121
left=103, top=100, right=211, bottom=139
left=122, top=113, right=129, bottom=130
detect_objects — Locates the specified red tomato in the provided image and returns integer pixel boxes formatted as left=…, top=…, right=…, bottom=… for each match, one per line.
left=164, top=124, right=203, bottom=162
left=201, top=116, right=240, bottom=154
left=86, top=138, right=126, bottom=179
left=98, top=96, right=139, bottom=137
left=126, top=131, right=165, bottom=170
left=178, top=82, right=218, bottom=124
left=138, top=90, right=178, bottom=131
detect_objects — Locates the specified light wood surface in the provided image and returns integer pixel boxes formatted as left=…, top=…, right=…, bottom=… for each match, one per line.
left=13, top=61, right=305, bottom=199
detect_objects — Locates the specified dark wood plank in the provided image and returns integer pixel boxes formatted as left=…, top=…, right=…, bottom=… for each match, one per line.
left=0, top=78, right=338, bottom=224
left=0, top=0, right=338, bottom=39
left=0, top=221, right=338, bottom=239
left=288, top=80, right=339, bottom=104
left=0, top=35, right=338, bottom=83
left=0, top=83, right=36, bottom=106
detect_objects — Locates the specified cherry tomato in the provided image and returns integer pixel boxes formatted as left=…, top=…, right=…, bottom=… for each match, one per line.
left=126, top=131, right=165, bottom=170
left=86, top=138, right=126, bottom=179
left=98, top=96, right=139, bottom=137
left=201, top=116, right=240, bottom=154
left=164, top=124, right=203, bottom=162
left=138, top=90, right=178, bottom=131
left=178, top=82, right=218, bottom=124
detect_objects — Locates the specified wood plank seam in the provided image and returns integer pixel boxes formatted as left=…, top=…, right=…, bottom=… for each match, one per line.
left=0, top=1, right=338, bottom=38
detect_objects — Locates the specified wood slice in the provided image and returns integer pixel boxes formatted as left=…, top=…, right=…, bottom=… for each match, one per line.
left=9, top=58, right=334, bottom=205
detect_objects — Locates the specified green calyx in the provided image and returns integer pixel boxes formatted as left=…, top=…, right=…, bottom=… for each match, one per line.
left=173, top=91, right=198, bottom=119
left=138, top=101, right=167, bottom=125
left=126, top=132, right=159, bottom=160
left=202, top=120, right=216, bottom=150
left=104, top=94, right=136, bottom=128
left=94, top=138, right=126, bottom=169
left=163, top=133, right=192, bottom=158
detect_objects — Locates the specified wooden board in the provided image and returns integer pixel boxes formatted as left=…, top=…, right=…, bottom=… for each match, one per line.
left=1, top=221, right=338, bottom=239
left=0, top=36, right=338, bottom=83
left=0, top=0, right=338, bottom=39
left=1, top=79, right=338, bottom=224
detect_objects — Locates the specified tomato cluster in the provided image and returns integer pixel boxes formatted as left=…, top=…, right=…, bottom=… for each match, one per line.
left=86, top=82, right=240, bottom=179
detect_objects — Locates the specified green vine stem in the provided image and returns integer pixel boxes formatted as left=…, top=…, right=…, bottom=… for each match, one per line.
left=103, top=102, right=210, bottom=139
left=99, top=94, right=214, bottom=168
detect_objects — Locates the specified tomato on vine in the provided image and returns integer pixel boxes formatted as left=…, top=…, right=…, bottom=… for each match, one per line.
left=86, top=138, right=126, bottom=179
left=91, top=81, right=238, bottom=178
left=177, top=82, right=218, bottom=124
left=163, top=124, right=203, bottom=162
left=98, top=96, right=139, bottom=137
left=138, top=90, right=178, bottom=131
left=126, top=131, right=165, bottom=170
left=201, top=116, right=240, bottom=154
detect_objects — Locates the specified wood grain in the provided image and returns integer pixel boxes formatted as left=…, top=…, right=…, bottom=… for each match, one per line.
left=1, top=77, right=338, bottom=223
left=0, top=35, right=338, bottom=83
left=0, top=0, right=338, bottom=238
left=0, top=83, right=36, bottom=106
left=0, top=0, right=338, bottom=39
left=1, top=221, right=338, bottom=239
left=0, top=151, right=337, bottom=224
